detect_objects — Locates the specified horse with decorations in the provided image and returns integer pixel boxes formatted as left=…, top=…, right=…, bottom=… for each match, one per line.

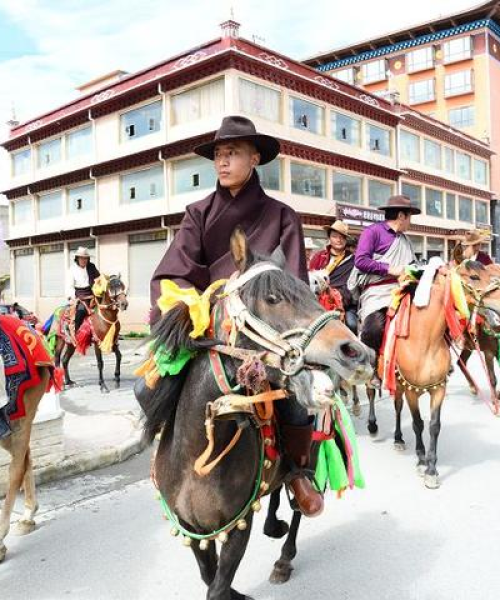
left=46, top=274, right=128, bottom=393
left=137, top=229, right=372, bottom=599
left=0, top=314, right=62, bottom=563
left=365, top=259, right=500, bottom=489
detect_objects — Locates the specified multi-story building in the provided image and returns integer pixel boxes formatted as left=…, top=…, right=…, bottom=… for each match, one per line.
left=304, top=0, right=500, bottom=255
left=0, top=20, right=494, bottom=328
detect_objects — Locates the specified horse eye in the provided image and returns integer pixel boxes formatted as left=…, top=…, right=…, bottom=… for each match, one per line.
left=266, top=294, right=281, bottom=305
left=470, top=275, right=480, bottom=281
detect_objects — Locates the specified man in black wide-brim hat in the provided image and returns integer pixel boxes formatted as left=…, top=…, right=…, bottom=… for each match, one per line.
left=146, top=115, right=323, bottom=517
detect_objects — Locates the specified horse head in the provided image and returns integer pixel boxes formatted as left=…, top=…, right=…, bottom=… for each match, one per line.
left=108, top=274, right=129, bottom=311
left=226, top=227, right=373, bottom=410
left=457, top=261, right=500, bottom=329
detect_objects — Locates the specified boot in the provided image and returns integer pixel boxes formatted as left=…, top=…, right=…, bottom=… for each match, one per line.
left=281, top=423, right=324, bottom=518
left=0, top=407, right=12, bottom=440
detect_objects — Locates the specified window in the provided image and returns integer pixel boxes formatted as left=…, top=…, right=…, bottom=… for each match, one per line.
left=256, top=159, right=281, bottom=191
left=475, top=200, right=489, bottom=225
left=456, top=152, right=471, bottom=180
left=39, top=244, right=64, bottom=297
left=333, top=173, right=362, bottom=205
left=331, top=111, right=360, bottom=146
left=289, top=97, right=324, bottom=134
left=290, top=162, right=326, bottom=198
left=334, top=68, right=355, bottom=85
left=14, top=248, right=34, bottom=297
left=407, top=47, right=434, bottom=73
left=444, top=147, right=455, bottom=174
left=446, top=193, right=457, bottom=220
left=459, top=196, right=473, bottom=222
left=444, top=70, right=473, bottom=98
left=129, top=232, right=168, bottom=296
left=12, top=148, right=31, bottom=176
left=368, top=180, right=393, bottom=207
left=427, top=237, right=445, bottom=260
left=443, top=36, right=472, bottom=64
left=38, top=191, right=62, bottom=220
left=121, top=101, right=162, bottom=141
left=171, top=79, right=224, bottom=125
left=474, top=159, right=488, bottom=185
left=367, top=124, right=391, bottom=156
left=121, top=166, right=164, bottom=203
left=66, top=127, right=92, bottom=159
left=409, top=79, right=435, bottom=105
left=173, top=157, right=216, bottom=194
left=12, top=198, right=32, bottom=225
left=408, top=235, right=424, bottom=261
left=401, top=182, right=422, bottom=211
left=400, top=130, right=420, bottom=162
left=68, top=184, right=95, bottom=213
left=362, top=60, right=387, bottom=84
left=239, top=79, right=280, bottom=122
left=424, top=140, right=442, bottom=169
left=426, top=188, right=443, bottom=217
left=448, top=106, right=475, bottom=129
left=37, top=138, right=61, bottom=168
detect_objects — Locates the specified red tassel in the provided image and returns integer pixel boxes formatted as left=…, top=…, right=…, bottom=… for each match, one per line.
left=444, top=276, right=463, bottom=341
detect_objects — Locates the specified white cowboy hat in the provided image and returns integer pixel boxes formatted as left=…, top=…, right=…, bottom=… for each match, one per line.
left=74, top=246, right=90, bottom=258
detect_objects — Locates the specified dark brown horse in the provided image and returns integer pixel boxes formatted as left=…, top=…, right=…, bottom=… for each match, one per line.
left=53, top=274, right=128, bottom=392
left=145, top=230, right=372, bottom=600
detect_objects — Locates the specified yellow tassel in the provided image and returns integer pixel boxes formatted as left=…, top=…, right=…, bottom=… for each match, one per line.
left=99, top=321, right=116, bottom=354
left=134, top=356, right=160, bottom=389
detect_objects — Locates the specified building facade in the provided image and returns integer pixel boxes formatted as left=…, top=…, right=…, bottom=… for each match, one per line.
left=304, top=0, right=500, bottom=255
left=0, top=21, right=494, bottom=329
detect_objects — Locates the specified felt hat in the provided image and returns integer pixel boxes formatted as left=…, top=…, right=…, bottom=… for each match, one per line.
left=194, top=116, right=280, bottom=165
left=322, top=220, right=349, bottom=237
left=460, top=230, right=488, bottom=246
left=74, top=246, right=90, bottom=258
left=376, top=194, right=421, bottom=215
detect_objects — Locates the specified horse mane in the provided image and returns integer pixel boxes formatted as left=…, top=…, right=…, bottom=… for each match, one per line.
left=462, top=259, right=485, bottom=272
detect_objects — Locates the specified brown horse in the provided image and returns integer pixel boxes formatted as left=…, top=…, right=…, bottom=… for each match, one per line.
left=53, top=274, right=128, bottom=393
left=0, top=320, right=53, bottom=563
left=146, top=229, right=372, bottom=600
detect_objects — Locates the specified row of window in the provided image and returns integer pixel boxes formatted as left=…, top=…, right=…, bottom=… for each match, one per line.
left=407, top=70, right=473, bottom=106
left=400, top=129, right=488, bottom=184
left=402, top=182, right=488, bottom=224
left=335, top=36, right=474, bottom=85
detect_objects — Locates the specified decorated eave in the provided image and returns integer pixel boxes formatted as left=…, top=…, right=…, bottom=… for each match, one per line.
left=304, top=0, right=500, bottom=68
left=1, top=133, right=401, bottom=199
left=400, top=111, right=493, bottom=159
left=2, top=35, right=398, bottom=153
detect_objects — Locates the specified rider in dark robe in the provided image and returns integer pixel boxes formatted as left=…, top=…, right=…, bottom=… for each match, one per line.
left=142, top=115, right=322, bottom=517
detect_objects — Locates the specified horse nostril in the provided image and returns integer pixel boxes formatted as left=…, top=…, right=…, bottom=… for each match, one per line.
left=339, top=341, right=361, bottom=361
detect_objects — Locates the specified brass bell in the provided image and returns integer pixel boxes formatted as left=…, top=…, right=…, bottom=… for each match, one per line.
left=252, top=500, right=262, bottom=513
left=264, top=437, right=273, bottom=446
left=260, top=482, right=270, bottom=493
left=170, top=527, right=180, bottom=537
left=199, top=539, right=210, bottom=551
left=183, top=536, right=192, bottom=547
left=263, top=459, right=272, bottom=469
left=218, top=532, right=229, bottom=544
left=236, top=519, right=247, bottom=531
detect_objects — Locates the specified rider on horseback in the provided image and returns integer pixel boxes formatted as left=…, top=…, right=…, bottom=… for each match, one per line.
left=142, top=116, right=324, bottom=517
left=66, top=247, right=100, bottom=333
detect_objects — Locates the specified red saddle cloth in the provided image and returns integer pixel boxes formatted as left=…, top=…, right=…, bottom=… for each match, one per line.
left=0, top=315, right=57, bottom=421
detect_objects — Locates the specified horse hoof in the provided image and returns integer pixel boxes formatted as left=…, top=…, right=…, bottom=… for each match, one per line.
left=368, top=422, right=378, bottom=436
left=394, top=441, right=406, bottom=452
left=65, top=380, right=77, bottom=388
left=269, top=559, right=294, bottom=585
left=263, top=519, right=289, bottom=539
left=14, top=519, right=36, bottom=536
left=416, top=463, right=427, bottom=477
left=0, top=544, right=6, bottom=563
left=100, top=386, right=110, bottom=394
left=230, top=590, right=254, bottom=600
left=114, top=381, right=121, bottom=390
left=424, top=474, right=440, bottom=489
left=352, top=403, right=362, bottom=417
left=469, top=386, right=478, bottom=396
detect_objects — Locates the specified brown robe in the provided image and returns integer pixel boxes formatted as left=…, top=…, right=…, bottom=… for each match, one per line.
left=150, top=171, right=308, bottom=324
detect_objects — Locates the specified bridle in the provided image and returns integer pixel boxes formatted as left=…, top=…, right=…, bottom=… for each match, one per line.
left=458, top=267, right=500, bottom=330
left=219, top=262, right=339, bottom=376
left=95, top=276, right=128, bottom=311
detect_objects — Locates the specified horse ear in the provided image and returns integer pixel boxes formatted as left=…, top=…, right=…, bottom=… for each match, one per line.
left=230, top=227, right=252, bottom=272
left=270, top=245, right=286, bottom=269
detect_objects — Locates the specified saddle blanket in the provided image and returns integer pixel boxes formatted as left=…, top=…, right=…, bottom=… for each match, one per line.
left=0, top=315, right=56, bottom=421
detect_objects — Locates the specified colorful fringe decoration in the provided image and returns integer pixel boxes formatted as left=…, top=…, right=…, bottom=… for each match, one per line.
left=134, top=343, right=194, bottom=389
left=99, top=321, right=116, bottom=354
left=314, top=397, right=365, bottom=496
left=75, top=319, right=93, bottom=355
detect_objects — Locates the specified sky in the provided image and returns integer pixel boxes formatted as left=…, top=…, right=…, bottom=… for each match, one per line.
left=0, top=0, right=482, bottom=196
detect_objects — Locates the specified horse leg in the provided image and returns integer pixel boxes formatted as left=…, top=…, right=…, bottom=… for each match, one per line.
left=269, top=510, right=302, bottom=585
left=367, top=386, right=378, bottom=435
left=94, top=345, right=109, bottom=394
left=393, top=389, right=405, bottom=451
left=424, top=388, right=445, bottom=490
left=62, top=344, right=76, bottom=386
left=263, top=487, right=289, bottom=539
left=113, top=343, right=122, bottom=389
left=406, top=390, right=426, bottom=475
left=457, top=347, right=477, bottom=395
left=351, top=386, right=361, bottom=417
left=191, top=540, right=219, bottom=587
left=54, top=339, right=63, bottom=369
left=14, top=448, right=38, bottom=536
left=484, top=349, right=498, bottom=400
left=207, top=513, right=254, bottom=600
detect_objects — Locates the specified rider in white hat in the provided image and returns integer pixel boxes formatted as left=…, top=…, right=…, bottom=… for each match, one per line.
left=66, top=246, right=100, bottom=331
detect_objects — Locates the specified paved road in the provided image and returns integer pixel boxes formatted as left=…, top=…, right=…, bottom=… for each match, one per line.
left=1, top=355, right=500, bottom=599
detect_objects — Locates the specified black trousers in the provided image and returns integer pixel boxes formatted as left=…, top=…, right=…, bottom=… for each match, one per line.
left=344, top=309, right=358, bottom=335
left=360, top=308, right=386, bottom=357
left=74, top=303, right=88, bottom=332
